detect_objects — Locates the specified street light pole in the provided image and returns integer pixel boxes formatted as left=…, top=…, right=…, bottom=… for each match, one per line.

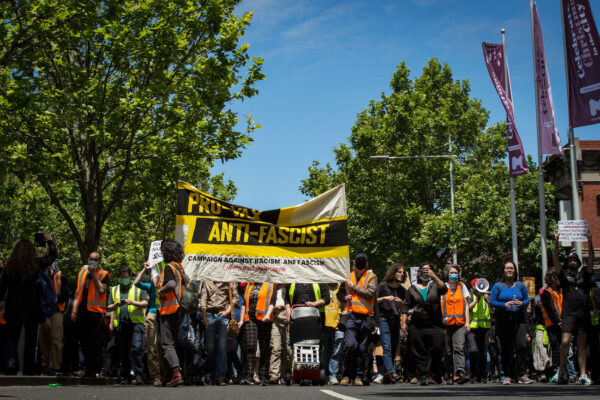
left=370, top=145, right=457, bottom=263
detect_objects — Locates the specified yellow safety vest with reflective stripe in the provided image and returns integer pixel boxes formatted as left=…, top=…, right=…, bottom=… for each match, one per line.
left=289, top=283, right=324, bottom=312
left=345, top=270, right=375, bottom=315
left=111, top=285, right=145, bottom=327
left=470, top=296, right=491, bottom=329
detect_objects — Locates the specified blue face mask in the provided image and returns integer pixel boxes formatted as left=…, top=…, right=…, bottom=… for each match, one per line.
left=449, top=274, right=459, bottom=282
left=421, top=276, right=431, bottom=282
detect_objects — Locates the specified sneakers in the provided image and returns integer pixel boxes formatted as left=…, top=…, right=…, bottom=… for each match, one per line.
left=153, top=376, right=163, bottom=387
left=502, top=377, right=511, bottom=385
left=579, top=374, right=592, bottom=386
left=409, top=377, right=418, bottom=384
left=241, top=377, right=255, bottom=385
left=135, top=375, right=144, bottom=385
left=372, top=374, right=383, bottom=384
left=353, top=378, right=363, bottom=386
left=457, top=371, right=469, bottom=385
left=550, top=371, right=559, bottom=384
left=382, top=372, right=395, bottom=384
left=328, top=377, right=339, bottom=385
left=340, top=377, right=351, bottom=386
left=518, top=375, right=533, bottom=384
left=419, top=376, right=428, bottom=386
left=268, top=377, right=279, bottom=385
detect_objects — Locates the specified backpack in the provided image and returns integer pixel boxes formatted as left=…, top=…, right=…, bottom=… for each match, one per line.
left=168, top=262, right=199, bottom=314
left=37, top=271, right=58, bottom=318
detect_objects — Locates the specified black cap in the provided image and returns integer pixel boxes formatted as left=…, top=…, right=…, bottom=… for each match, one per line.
left=119, top=265, right=132, bottom=274
left=355, top=253, right=368, bottom=262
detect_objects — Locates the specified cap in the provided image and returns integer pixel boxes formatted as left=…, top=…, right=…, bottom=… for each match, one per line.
left=355, top=253, right=368, bottom=262
left=119, top=265, right=132, bottom=274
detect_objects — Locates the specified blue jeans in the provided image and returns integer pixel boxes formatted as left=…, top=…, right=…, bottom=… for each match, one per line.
left=379, top=315, right=400, bottom=375
left=322, top=328, right=344, bottom=379
left=206, top=313, right=229, bottom=380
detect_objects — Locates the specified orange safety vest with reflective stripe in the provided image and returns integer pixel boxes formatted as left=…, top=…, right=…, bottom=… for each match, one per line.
left=542, top=288, right=563, bottom=328
left=157, top=262, right=183, bottom=315
left=345, top=270, right=375, bottom=315
left=75, top=267, right=109, bottom=313
left=441, top=283, right=467, bottom=325
left=244, top=283, right=274, bottom=322
left=52, top=271, right=64, bottom=312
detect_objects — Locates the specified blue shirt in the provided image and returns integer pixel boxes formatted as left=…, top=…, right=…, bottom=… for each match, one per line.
left=490, top=281, right=529, bottom=312
left=134, top=282, right=157, bottom=314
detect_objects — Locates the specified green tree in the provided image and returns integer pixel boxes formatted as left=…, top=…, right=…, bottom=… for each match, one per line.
left=301, top=59, right=556, bottom=281
left=0, top=0, right=264, bottom=263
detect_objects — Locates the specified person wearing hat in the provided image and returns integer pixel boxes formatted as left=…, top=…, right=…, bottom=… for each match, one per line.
left=340, top=253, right=378, bottom=386
left=107, top=265, right=148, bottom=385
left=552, top=230, right=595, bottom=385
left=467, top=277, right=491, bottom=383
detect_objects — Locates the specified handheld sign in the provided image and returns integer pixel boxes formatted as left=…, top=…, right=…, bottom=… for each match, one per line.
left=558, top=220, right=588, bottom=243
left=147, top=240, right=163, bottom=266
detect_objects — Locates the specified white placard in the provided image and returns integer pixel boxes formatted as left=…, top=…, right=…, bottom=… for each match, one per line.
left=410, top=267, right=419, bottom=284
left=558, top=220, right=588, bottom=243
left=147, top=240, right=163, bottom=266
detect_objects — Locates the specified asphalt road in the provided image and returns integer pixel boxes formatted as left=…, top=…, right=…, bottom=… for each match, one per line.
left=0, top=383, right=598, bottom=400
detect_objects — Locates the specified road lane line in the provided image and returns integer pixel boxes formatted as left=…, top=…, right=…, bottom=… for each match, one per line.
left=320, top=389, right=362, bottom=400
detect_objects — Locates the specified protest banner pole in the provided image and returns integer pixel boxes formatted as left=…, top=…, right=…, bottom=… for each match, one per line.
left=529, top=0, right=548, bottom=281
left=559, top=0, right=582, bottom=259
left=502, top=28, right=519, bottom=272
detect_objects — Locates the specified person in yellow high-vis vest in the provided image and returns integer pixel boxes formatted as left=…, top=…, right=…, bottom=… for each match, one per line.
left=340, top=253, right=378, bottom=387
left=107, top=265, right=148, bottom=385
left=467, top=278, right=491, bottom=383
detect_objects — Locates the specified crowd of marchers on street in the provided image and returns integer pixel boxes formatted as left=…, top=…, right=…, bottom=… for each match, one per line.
left=0, top=230, right=599, bottom=388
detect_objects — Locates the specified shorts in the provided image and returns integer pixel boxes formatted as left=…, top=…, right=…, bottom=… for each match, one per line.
left=561, top=315, right=591, bottom=335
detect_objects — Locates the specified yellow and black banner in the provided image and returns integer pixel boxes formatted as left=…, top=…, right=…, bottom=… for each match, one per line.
left=176, top=181, right=350, bottom=283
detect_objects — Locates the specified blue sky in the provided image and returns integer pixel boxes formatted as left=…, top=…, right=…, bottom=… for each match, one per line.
left=213, top=0, right=600, bottom=211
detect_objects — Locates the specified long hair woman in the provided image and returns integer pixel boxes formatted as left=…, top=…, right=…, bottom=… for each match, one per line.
left=489, top=261, right=532, bottom=385
left=0, top=240, right=41, bottom=375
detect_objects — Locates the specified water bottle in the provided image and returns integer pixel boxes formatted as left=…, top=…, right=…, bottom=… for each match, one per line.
left=512, top=294, right=517, bottom=311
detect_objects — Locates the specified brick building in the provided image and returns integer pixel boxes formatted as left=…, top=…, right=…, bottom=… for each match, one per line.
left=544, top=139, right=600, bottom=266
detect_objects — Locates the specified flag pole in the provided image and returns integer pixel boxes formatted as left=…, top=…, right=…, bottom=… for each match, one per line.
left=530, top=0, right=548, bottom=281
left=559, top=0, right=582, bottom=259
left=501, top=28, right=519, bottom=273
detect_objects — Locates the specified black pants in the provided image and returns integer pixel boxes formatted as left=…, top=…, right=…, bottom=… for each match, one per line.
left=467, top=328, right=490, bottom=380
left=5, top=319, right=38, bottom=374
left=408, top=323, right=444, bottom=379
left=546, top=325, right=561, bottom=375
left=588, top=324, right=600, bottom=382
left=160, top=310, right=184, bottom=370
left=496, top=312, right=527, bottom=379
left=76, top=310, right=103, bottom=376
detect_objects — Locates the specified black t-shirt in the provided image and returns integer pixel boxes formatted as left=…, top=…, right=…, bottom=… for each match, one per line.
left=79, top=269, right=109, bottom=313
left=376, top=282, right=408, bottom=317
left=559, top=268, right=593, bottom=318
left=284, top=283, right=331, bottom=306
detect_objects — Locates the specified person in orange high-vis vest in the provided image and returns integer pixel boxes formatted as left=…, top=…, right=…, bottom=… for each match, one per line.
left=156, top=239, right=186, bottom=387
left=239, top=282, right=275, bottom=385
left=440, top=264, right=470, bottom=384
left=541, top=270, right=562, bottom=380
left=340, top=253, right=378, bottom=387
left=71, top=251, right=109, bottom=378
left=39, top=263, right=69, bottom=375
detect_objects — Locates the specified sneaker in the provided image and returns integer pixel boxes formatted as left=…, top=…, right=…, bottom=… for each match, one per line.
left=268, top=377, right=279, bottom=385
left=503, top=377, right=511, bottom=385
left=518, top=375, right=533, bottom=384
left=120, top=378, right=130, bottom=385
left=153, top=377, right=163, bottom=387
left=372, top=374, right=384, bottom=384
left=579, top=374, right=592, bottom=386
left=419, top=377, right=428, bottom=386
left=457, top=371, right=469, bottom=385
left=353, top=378, right=363, bottom=386
left=340, top=377, right=351, bottom=386
left=328, top=377, right=339, bottom=385
left=550, top=371, right=559, bottom=384
left=382, top=372, right=394, bottom=384
left=241, top=377, right=255, bottom=385
left=409, top=377, right=418, bottom=384
left=135, top=375, right=144, bottom=385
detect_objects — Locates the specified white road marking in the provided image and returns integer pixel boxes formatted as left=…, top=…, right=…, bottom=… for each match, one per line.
left=320, top=389, right=362, bottom=400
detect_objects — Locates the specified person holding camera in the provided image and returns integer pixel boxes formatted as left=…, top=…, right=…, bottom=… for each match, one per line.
left=71, top=251, right=110, bottom=378
left=403, top=262, right=447, bottom=385
left=108, top=266, right=148, bottom=384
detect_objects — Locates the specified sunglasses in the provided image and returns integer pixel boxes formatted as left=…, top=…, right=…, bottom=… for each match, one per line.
left=89, top=258, right=100, bottom=262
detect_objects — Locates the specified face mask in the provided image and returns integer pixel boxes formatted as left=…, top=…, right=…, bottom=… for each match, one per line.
left=89, top=260, right=99, bottom=268
left=120, top=278, right=130, bottom=286
left=568, top=263, right=579, bottom=270
left=421, top=276, right=431, bottom=282
left=449, top=274, right=459, bottom=282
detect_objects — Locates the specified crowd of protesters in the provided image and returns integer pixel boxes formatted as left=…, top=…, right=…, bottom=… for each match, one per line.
left=0, top=231, right=598, bottom=388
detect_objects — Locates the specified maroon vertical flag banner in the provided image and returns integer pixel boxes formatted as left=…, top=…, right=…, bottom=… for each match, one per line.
left=482, top=43, right=529, bottom=177
left=562, top=0, right=600, bottom=128
left=533, top=2, right=562, bottom=155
